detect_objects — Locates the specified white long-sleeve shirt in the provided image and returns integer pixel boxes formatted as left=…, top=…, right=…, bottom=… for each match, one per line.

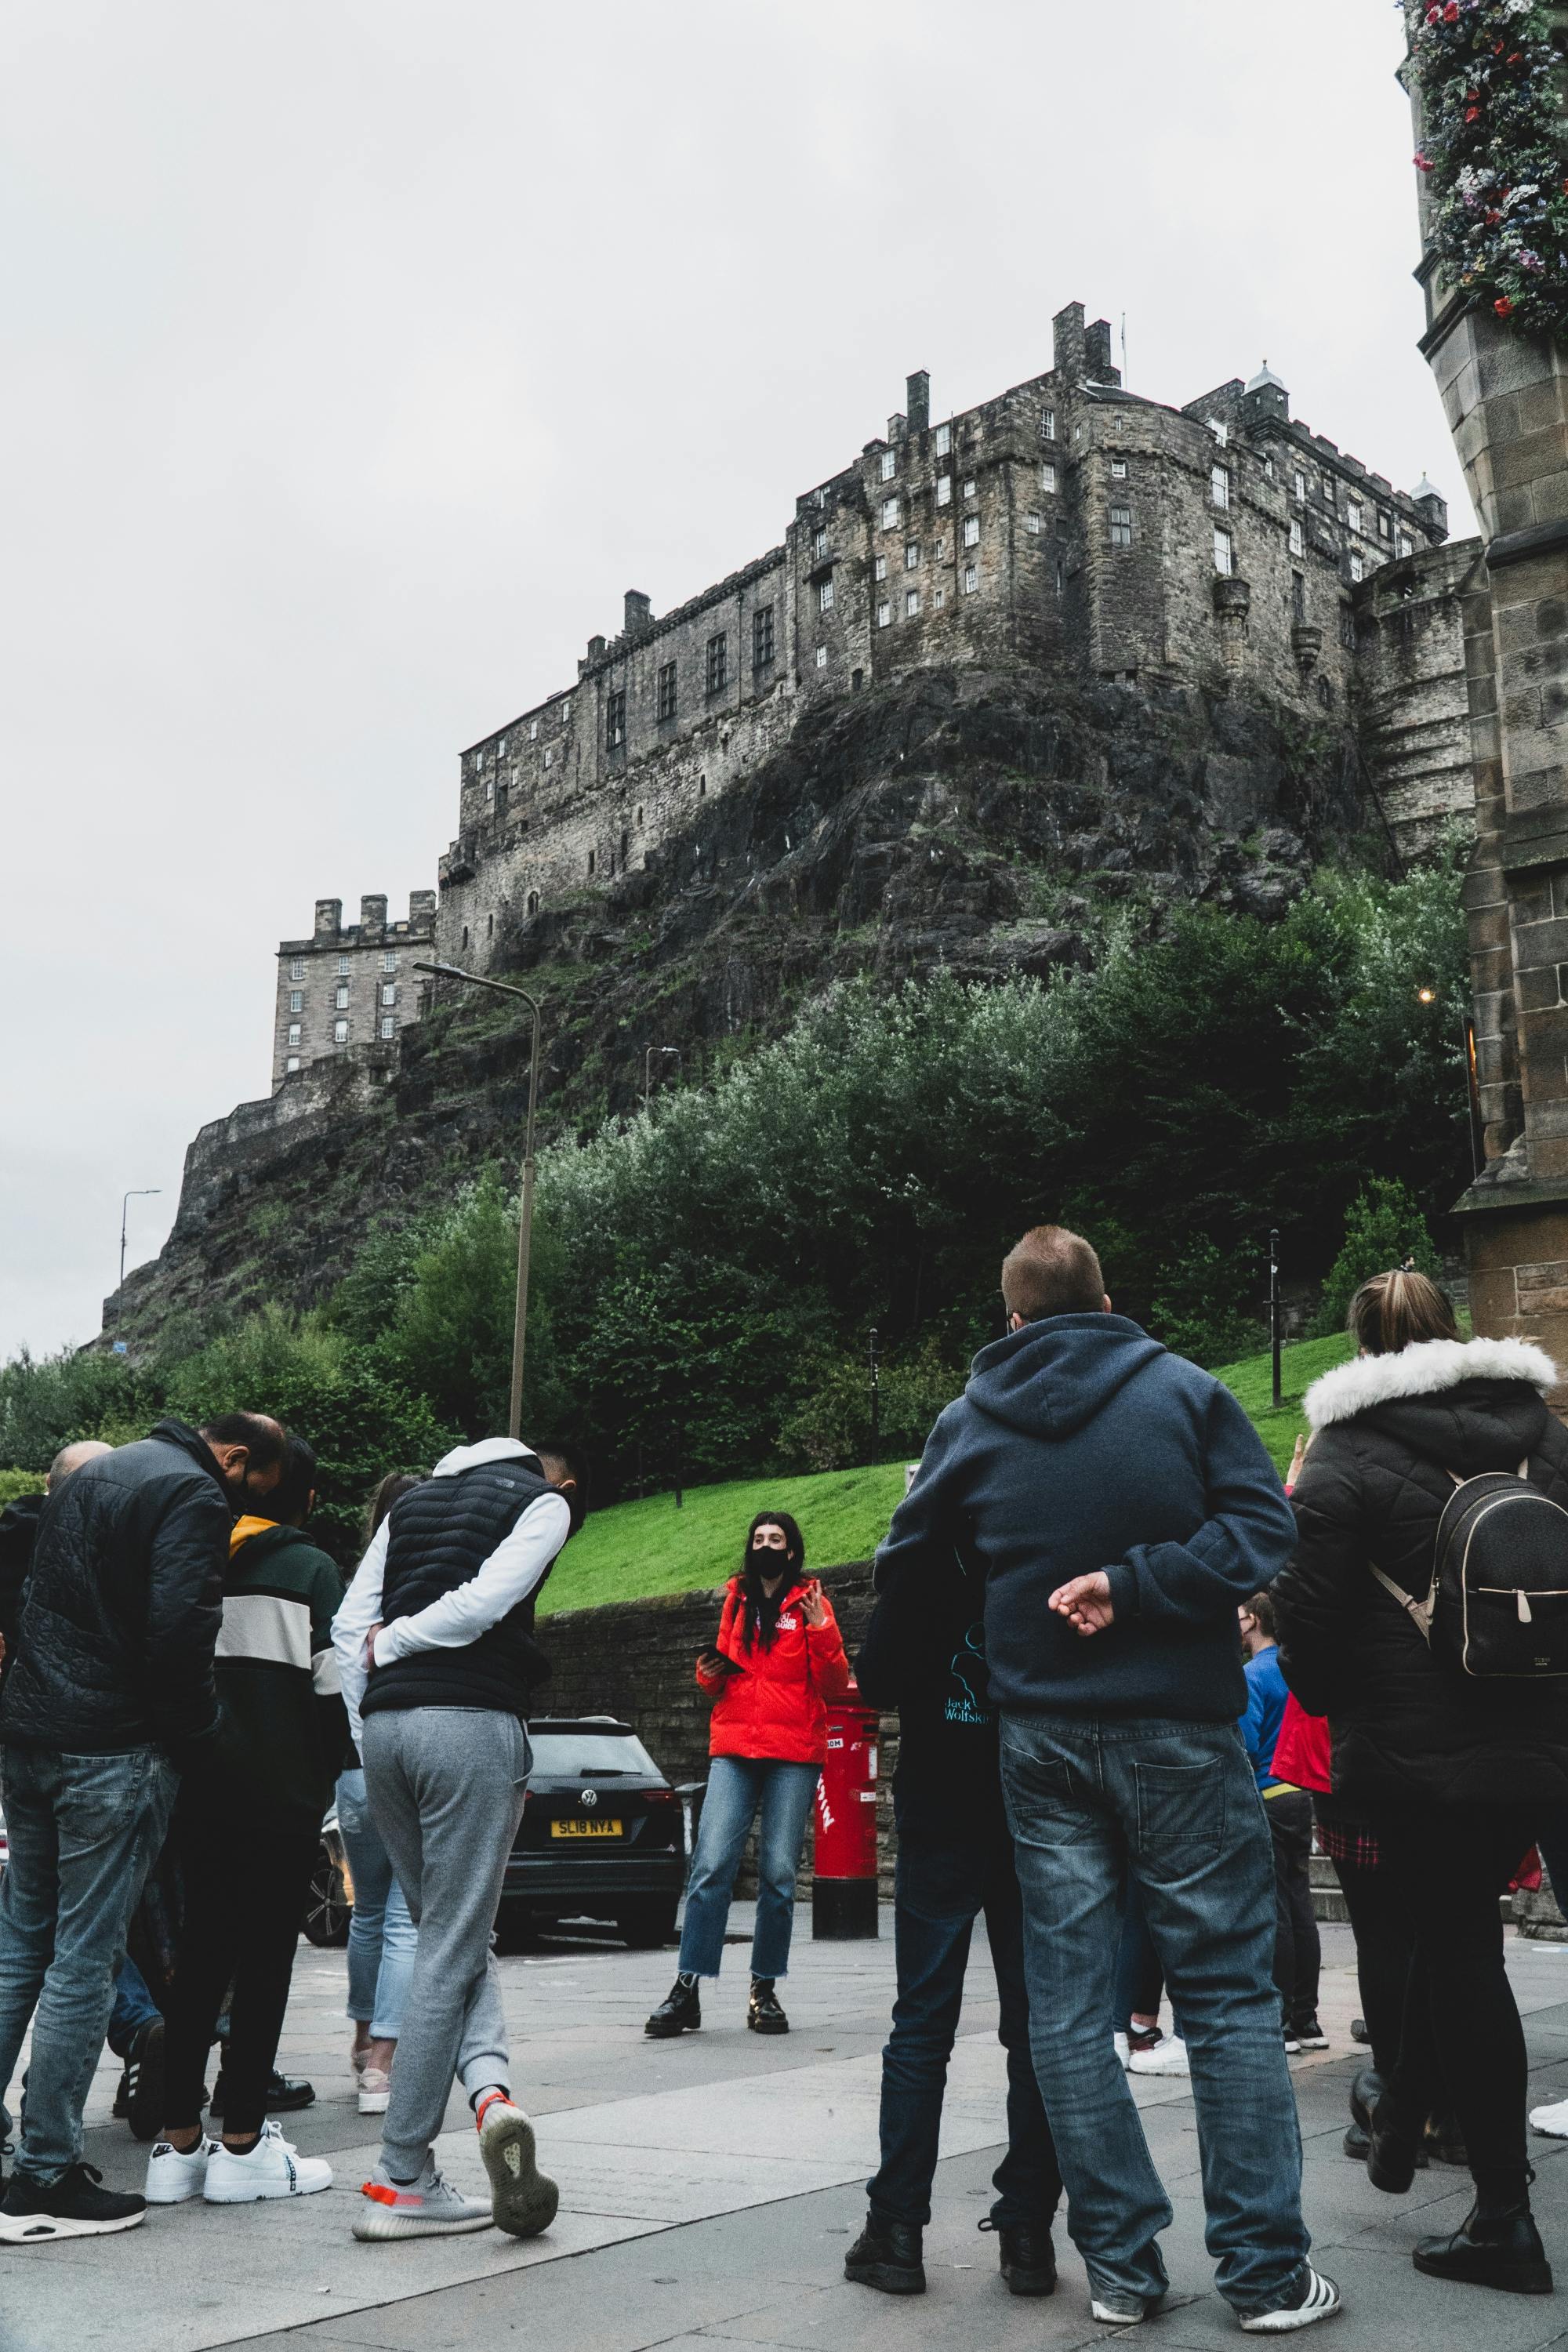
left=332, top=1437, right=572, bottom=1750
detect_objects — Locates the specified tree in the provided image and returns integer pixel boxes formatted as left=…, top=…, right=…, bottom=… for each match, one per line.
left=1312, top=1180, right=1443, bottom=1338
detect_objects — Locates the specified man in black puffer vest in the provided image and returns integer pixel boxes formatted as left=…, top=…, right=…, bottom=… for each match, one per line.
left=332, top=1436, right=582, bottom=2246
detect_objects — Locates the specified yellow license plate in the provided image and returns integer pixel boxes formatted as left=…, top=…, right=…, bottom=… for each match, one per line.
left=550, top=1817, right=622, bottom=1839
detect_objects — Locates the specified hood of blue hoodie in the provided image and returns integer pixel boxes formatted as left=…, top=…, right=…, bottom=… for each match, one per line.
left=965, top=1313, right=1167, bottom=1441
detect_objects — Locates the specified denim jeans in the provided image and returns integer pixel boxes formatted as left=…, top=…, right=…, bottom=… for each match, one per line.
left=0, top=1744, right=176, bottom=2184
left=677, top=1756, right=819, bottom=1980
left=868, top=1825, right=1062, bottom=2233
left=337, top=1767, right=417, bottom=2038
left=106, top=1953, right=162, bottom=2060
left=1000, top=1713, right=1308, bottom=2316
left=1113, top=1873, right=1165, bottom=2031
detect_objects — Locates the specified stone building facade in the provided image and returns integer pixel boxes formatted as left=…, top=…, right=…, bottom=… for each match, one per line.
left=272, top=891, right=436, bottom=1090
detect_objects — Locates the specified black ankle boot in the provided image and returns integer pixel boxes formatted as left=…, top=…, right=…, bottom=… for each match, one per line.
left=1366, top=2091, right=1423, bottom=2194
left=644, top=1974, right=702, bottom=2038
left=747, top=1978, right=788, bottom=2034
left=1423, top=2111, right=1468, bottom=2168
left=844, top=2213, right=925, bottom=2293
left=980, top=2216, right=1057, bottom=2296
left=1414, top=2202, right=1552, bottom=2295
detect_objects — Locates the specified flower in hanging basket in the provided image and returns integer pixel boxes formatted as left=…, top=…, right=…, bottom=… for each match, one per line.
left=1494, top=296, right=1515, bottom=316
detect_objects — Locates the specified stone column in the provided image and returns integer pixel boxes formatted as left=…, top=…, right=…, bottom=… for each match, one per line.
left=1403, top=9, right=1568, bottom=1388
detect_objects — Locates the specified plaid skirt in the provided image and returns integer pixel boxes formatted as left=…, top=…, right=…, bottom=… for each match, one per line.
left=1311, top=1796, right=1381, bottom=1873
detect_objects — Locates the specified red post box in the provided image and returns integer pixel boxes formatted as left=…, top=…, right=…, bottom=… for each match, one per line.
left=812, top=1685, right=880, bottom=1939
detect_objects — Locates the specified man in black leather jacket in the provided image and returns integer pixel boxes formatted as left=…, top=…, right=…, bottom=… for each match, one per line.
left=0, top=1411, right=286, bottom=2245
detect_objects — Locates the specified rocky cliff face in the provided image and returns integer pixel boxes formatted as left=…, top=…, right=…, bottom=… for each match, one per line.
left=117, top=665, right=1378, bottom=1344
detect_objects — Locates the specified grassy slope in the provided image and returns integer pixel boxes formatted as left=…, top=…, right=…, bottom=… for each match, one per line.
left=541, top=1329, right=1358, bottom=1614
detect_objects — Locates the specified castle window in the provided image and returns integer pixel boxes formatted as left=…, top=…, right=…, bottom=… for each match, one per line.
left=1339, top=605, right=1356, bottom=650
left=497, top=739, right=506, bottom=758
left=335, top=982, right=350, bottom=1011
left=880, top=449, right=897, bottom=481
left=1055, top=556, right=1065, bottom=597
left=963, top=478, right=976, bottom=500
left=814, top=527, right=828, bottom=559
left=1040, top=462, right=1057, bottom=494
left=657, top=660, right=677, bottom=722
left=819, top=577, right=835, bottom=612
left=881, top=496, right=900, bottom=529
left=963, top=514, right=980, bottom=547
left=1291, top=572, right=1306, bottom=620
left=287, top=1022, right=301, bottom=1046
left=588, top=849, right=596, bottom=875
left=699, top=774, right=706, bottom=795
left=1378, top=510, right=1392, bottom=540
left=1207, top=419, right=1229, bottom=447
left=1318, top=676, right=1334, bottom=710
left=487, top=913, right=495, bottom=937
left=1110, top=456, right=1128, bottom=481
left=637, top=805, right=644, bottom=825
left=621, top=829, right=630, bottom=862
left=336, top=955, right=350, bottom=977
left=873, top=556, right=887, bottom=583
left=1396, top=531, right=1414, bottom=559
left=1263, top=456, right=1275, bottom=479
left=461, top=925, right=469, bottom=948
left=1025, top=510, right=1042, bottom=534
left=1041, top=407, right=1057, bottom=441
left=381, top=982, right=397, bottom=1007
left=289, top=989, right=303, bottom=1014
left=285, top=1055, right=300, bottom=1074
left=753, top=604, right=775, bottom=668
left=606, top=689, right=626, bottom=750
left=936, top=474, right=952, bottom=506
left=380, top=1014, right=397, bottom=1040
left=1293, top=469, right=1306, bottom=503
left=706, top=632, right=728, bottom=693
left=1109, top=505, right=1132, bottom=549
left=1289, top=519, right=1305, bottom=557
left=906, top=588, right=920, bottom=616
left=1347, top=498, right=1363, bottom=532
left=529, top=720, right=539, bottom=740
left=934, top=584, right=946, bottom=608
left=1321, top=472, right=1334, bottom=503
left=877, top=601, right=891, bottom=628
left=934, top=535, right=945, bottom=559
left=383, top=950, right=397, bottom=972
left=543, top=749, right=553, bottom=768
left=527, top=891, right=539, bottom=915
left=962, top=565, right=978, bottom=594
left=558, top=702, right=569, bottom=727
left=289, top=958, right=304, bottom=982
left=1210, top=465, right=1229, bottom=510
left=1213, top=528, right=1234, bottom=576
left=1348, top=551, right=1364, bottom=583
left=333, top=1018, right=349, bottom=1046
left=935, top=423, right=952, bottom=456
left=485, top=777, right=495, bottom=801
left=815, top=644, right=829, bottom=670
left=905, top=542, right=919, bottom=571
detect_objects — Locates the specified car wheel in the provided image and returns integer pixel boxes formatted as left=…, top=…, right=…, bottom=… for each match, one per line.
left=619, top=1902, right=679, bottom=1950
left=302, top=1840, right=351, bottom=1947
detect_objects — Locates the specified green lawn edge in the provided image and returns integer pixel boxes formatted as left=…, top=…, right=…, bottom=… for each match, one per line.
left=542, top=1329, right=1358, bottom=1617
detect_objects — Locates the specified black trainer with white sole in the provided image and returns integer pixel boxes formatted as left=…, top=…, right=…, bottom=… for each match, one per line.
left=1237, top=2265, right=1342, bottom=2332
left=0, top=2164, right=147, bottom=2242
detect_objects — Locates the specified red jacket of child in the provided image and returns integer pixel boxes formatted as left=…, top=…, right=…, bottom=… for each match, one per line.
left=695, top=1576, right=851, bottom=1765
left=1269, top=1691, right=1331, bottom=1795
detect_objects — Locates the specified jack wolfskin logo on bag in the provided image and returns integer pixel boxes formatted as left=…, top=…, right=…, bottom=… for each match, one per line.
left=1371, top=1457, right=1568, bottom=1679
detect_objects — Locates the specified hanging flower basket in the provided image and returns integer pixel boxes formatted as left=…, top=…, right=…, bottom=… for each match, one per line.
left=1406, top=0, right=1568, bottom=339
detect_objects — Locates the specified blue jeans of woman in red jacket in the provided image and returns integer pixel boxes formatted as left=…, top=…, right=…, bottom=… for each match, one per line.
left=677, top=1758, right=819, bottom=1979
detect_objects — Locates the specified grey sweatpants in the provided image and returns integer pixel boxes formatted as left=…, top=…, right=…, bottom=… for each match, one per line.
left=359, top=1706, right=528, bottom=2180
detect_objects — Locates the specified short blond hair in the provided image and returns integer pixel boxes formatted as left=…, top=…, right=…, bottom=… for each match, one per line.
left=1001, top=1225, right=1105, bottom=1323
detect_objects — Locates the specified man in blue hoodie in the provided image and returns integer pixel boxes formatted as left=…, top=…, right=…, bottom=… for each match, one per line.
left=875, top=1226, right=1338, bottom=2335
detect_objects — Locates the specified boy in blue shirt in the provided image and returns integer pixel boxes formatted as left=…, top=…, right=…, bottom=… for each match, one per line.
left=1240, top=1591, right=1324, bottom=2055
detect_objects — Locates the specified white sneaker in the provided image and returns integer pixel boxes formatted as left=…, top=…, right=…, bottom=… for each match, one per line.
left=1113, top=2031, right=1131, bottom=2071
left=1237, top=2264, right=1342, bottom=2332
left=353, top=2161, right=492, bottom=2241
left=1128, top=2032, right=1189, bottom=2078
left=1530, top=2094, right=1568, bottom=2138
left=203, top=2120, right=332, bottom=2203
left=144, top=2136, right=217, bottom=2204
left=476, top=2096, right=559, bottom=2238
left=1091, top=2288, right=1164, bottom=2324
left=358, top=2066, right=391, bottom=2116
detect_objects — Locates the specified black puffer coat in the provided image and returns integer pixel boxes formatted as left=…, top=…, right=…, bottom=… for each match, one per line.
left=1274, top=1336, right=1568, bottom=1811
left=0, top=1421, right=231, bottom=1760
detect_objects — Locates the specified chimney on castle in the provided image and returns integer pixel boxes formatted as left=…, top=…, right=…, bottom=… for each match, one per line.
left=583, top=633, right=607, bottom=669
left=1053, top=301, right=1087, bottom=380
left=906, top=371, right=931, bottom=434
left=1410, top=474, right=1449, bottom=539
left=408, top=889, right=437, bottom=929
left=887, top=412, right=906, bottom=444
left=314, top=898, right=342, bottom=938
left=1084, top=318, right=1120, bottom=385
left=624, top=590, right=653, bottom=634
left=359, top=894, right=387, bottom=935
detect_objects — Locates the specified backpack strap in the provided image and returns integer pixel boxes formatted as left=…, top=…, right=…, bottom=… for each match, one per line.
left=1367, top=1562, right=1436, bottom=1645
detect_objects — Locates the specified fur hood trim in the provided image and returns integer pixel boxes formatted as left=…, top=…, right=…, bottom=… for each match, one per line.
left=1303, top=1336, right=1558, bottom=1431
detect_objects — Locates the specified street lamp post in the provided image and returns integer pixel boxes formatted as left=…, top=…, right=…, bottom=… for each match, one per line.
left=415, top=960, right=542, bottom=1443
left=1269, top=1229, right=1282, bottom=1411
left=643, top=1044, right=682, bottom=1108
left=118, top=1190, right=161, bottom=1333
left=868, top=1327, right=881, bottom=1458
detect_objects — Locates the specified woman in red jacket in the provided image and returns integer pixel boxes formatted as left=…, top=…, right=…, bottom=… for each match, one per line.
left=645, top=1512, right=850, bottom=2040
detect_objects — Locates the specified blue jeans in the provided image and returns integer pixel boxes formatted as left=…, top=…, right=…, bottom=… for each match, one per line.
left=1000, top=1713, right=1308, bottom=2317
left=0, top=1744, right=176, bottom=2183
left=106, top=1954, right=162, bottom=2060
left=337, top=1768, right=417, bottom=2038
left=869, top=1825, right=1061, bottom=2233
left=678, top=1757, right=819, bottom=1980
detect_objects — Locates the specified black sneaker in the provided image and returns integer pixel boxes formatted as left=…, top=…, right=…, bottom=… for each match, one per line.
left=1293, top=2016, right=1329, bottom=2052
left=0, top=2164, right=147, bottom=2241
left=112, top=2019, right=165, bottom=2143
left=747, top=1978, right=789, bottom=2034
left=1414, top=2202, right=1552, bottom=2295
left=209, top=2066, right=314, bottom=2118
left=644, top=1975, right=702, bottom=2038
left=844, top=2213, right=924, bottom=2293
left=980, top=2215, right=1057, bottom=2296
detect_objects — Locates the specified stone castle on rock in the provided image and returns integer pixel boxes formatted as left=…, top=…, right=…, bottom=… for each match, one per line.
left=272, top=298, right=1476, bottom=1091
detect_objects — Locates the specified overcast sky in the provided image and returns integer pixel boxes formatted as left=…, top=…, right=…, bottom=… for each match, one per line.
left=0, top=0, right=1465, bottom=1361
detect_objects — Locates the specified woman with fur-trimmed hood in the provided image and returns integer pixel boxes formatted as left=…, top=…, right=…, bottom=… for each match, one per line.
left=1274, top=1267, right=1568, bottom=2300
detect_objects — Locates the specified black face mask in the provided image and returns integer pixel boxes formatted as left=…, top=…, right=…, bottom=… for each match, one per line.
left=749, top=1546, right=789, bottom=1573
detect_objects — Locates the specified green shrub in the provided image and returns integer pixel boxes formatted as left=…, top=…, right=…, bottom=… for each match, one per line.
left=1150, top=1238, right=1264, bottom=1369
left=0, top=1469, right=44, bottom=1506
left=1312, top=1179, right=1442, bottom=1338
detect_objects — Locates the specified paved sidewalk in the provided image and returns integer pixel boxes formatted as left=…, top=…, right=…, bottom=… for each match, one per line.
left=5, top=1914, right=1568, bottom=2351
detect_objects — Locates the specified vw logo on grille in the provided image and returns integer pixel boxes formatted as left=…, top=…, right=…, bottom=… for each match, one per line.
left=580, top=1788, right=598, bottom=1808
